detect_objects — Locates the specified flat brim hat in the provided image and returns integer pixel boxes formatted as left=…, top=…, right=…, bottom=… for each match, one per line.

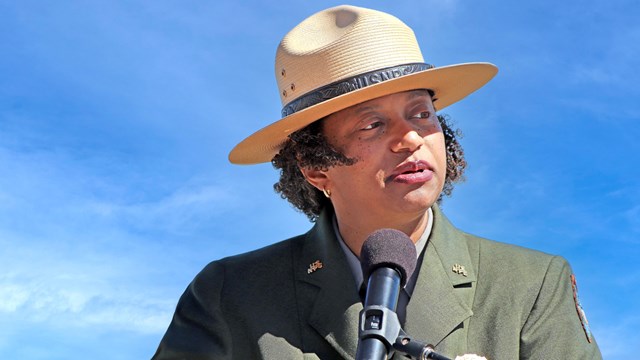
left=229, top=5, right=498, bottom=164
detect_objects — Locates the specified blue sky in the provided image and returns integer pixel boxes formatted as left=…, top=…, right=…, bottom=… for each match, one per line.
left=1, top=0, right=638, bottom=359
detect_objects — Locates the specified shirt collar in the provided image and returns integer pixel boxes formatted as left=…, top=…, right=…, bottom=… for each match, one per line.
left=334, top=207, right=433, bottom=295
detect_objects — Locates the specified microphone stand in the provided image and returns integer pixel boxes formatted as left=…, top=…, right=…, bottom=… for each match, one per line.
left=393, top=328, right=451, bottom=360
left=357, top=303, right=451, bottom=360
left=356, top=267, right=451, bottom=360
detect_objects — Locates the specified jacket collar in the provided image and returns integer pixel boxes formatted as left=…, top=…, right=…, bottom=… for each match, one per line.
left=295, top=206, right=361, bottom=359
left=294, top=204, right=478, bottom=358
left=404, top=204, right=477, bottom=347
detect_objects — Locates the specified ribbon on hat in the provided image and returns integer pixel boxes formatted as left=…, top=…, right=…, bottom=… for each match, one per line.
left=281, top=62, right=434, bottom=117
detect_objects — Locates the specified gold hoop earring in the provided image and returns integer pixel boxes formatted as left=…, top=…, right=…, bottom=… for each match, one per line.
left=322, top=188, right=331, bottom=198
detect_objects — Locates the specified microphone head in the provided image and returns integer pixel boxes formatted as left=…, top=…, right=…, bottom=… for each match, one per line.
left=360, top=228, right=417, bottom=287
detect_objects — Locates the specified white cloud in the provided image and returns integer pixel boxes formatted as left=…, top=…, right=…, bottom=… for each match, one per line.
left=0, top=283, right=30, bottom=313
left=0, top=257, right=174, bottom=335
left=0, top=135, right=237, bottom=338
left=85, top=182, right=236, bottom=235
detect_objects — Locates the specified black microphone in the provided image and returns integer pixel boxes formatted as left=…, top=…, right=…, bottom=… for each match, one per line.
left=356, top=229, right=417, bottom=360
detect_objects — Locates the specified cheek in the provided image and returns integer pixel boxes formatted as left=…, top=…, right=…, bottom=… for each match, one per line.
left=437, top=136, right=447, bottom=161
left=340, top=141, right=374, bottom=163
left=428, top=134, right=447, bottom=170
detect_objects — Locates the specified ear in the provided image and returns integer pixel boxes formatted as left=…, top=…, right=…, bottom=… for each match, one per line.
left=299, top=166, right=330, bottom=193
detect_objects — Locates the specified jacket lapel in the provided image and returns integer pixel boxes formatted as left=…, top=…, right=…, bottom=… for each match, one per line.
left=404, top=205, right=478, bottom=348
left=294, top=208, right=361, bottom=360
left=293, top=205, right=479, bottom=358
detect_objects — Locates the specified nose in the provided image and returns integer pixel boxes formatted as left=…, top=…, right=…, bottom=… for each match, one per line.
left=390, top=121, right=424, bottom=153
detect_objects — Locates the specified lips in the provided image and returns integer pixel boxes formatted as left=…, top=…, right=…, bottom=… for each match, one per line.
left=389, top=160, right=434, bottom=184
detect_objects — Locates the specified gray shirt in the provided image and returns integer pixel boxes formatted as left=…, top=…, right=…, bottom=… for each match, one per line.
left=333, top=208, right=433, bottom=324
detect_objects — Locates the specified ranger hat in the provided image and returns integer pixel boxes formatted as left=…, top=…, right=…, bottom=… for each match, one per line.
left=229, top=5, right=497, bottom=164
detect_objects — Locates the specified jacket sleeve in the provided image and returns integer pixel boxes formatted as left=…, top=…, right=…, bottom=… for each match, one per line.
left=519, top=256, right=602, bottom=360
left=152, top=261, right=232, bottom=360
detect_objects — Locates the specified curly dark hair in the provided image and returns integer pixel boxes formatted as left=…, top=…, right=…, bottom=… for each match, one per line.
left=272, top=113, right=466, bottom=222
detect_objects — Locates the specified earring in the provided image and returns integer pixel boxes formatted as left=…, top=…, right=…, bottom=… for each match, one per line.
left=322, top=188, right=331, bottom=198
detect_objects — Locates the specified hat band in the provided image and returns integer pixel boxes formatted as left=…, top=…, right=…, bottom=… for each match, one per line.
left=281, top=62, right=434, bottom=117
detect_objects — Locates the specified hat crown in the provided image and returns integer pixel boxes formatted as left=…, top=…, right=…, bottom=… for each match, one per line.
left=275, top=5, right=425, bottom=107
left=229, top=5, right=497, bottom=164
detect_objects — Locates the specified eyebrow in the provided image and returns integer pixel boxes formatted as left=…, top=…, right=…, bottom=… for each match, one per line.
left=352, top=89, right=433, bottom=115
left=407, top=89, right=432, bottom=100
left=354, top=105, right=378, bottom=115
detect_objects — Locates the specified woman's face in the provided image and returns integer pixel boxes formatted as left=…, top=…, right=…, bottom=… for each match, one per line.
left=315, top=89, right=447, bottom=225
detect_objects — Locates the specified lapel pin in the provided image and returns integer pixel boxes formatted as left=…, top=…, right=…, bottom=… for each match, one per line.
left=452, top=264, right=468, bottom=277
left=307, top=260, right=324, bottom=274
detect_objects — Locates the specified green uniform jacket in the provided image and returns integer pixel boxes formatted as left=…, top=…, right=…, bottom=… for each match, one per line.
left=153, top=205, right=601, bottom=359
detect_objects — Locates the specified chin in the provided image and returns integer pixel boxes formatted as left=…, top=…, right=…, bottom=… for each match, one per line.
left=396, top=194, right=437, bottom=213
left=404, top=184, right=440, bottom=206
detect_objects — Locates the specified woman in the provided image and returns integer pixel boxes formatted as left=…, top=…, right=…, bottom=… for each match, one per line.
left=153, top=5, right=601, bottom=359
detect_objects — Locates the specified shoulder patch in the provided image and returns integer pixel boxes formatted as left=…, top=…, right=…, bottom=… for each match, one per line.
left=571, top=274, right=593, bottom=343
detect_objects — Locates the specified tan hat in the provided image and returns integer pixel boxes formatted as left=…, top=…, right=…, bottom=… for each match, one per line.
left=228, top=5, right=497, bottom=164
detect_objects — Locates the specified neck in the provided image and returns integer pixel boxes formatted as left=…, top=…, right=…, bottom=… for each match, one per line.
left=334, top=207, right=431, bottom=257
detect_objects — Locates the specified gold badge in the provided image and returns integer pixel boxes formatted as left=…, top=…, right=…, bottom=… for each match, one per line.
left=452, top=264, right=468, bottom=277
left=307, top=260, right=323, bottom=274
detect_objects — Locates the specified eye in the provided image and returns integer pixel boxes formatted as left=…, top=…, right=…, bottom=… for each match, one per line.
left=411, top=111, right=431, bottom=120
left=361, top=121, right=383, bottom=131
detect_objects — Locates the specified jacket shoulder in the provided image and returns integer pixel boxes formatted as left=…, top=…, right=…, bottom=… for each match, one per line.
left=465, top=232, right=560, bottom=276
left=461, top=232, right=569, bottom=316
left=219, top=233, right=306, bottom=268
left=195, top=233, right=307, bottom=295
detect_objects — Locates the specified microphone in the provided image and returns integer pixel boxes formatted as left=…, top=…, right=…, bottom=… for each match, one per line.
left=356, top=229, right=453, bottom=360
left=356, top=229, right=417, bottom=360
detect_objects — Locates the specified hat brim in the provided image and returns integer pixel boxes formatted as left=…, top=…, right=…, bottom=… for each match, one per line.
left=229, top=62, right=497, bottom=164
